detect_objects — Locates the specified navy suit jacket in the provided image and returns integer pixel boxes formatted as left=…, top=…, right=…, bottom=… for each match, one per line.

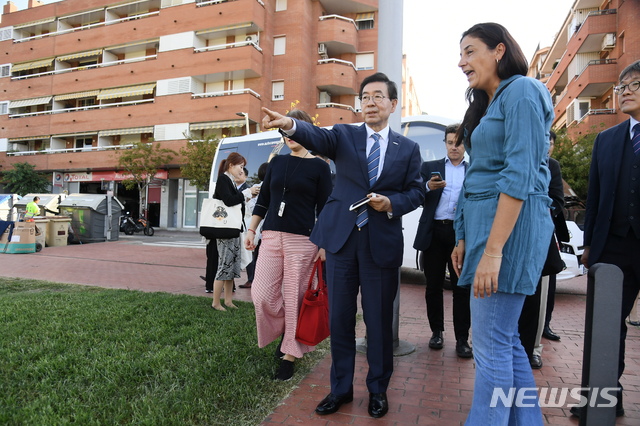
left=584, top=119, right=631, bottom=265
left=413, top=158, right=466, bottom=251
left=291, top=120, right=424, bottom=268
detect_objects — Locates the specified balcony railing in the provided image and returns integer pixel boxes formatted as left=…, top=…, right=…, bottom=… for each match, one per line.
left=586, top=8, right=616, bottom=17
left=7, top=143, right=136, bottom=156
left=318, top=14, right=359, bottom=31
left=14, top=11, right=160, bottom=43
left=194, top=40, right=262, bottom=53
left=316, top=102, right=356, bottom=112
left=192, top=88, right=261, bottom=99
left=11, top=55, right=158, bottom=80
left=587, top=108, right=616, bottom=115
left=578, top=58, right=617, bottom=77
left=9, top=98, right=154, bottom=118
left=317, top=58, right=357, bottom=70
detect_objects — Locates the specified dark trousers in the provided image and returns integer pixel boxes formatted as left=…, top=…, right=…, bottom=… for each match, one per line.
left=519, top=278, right=542, bottom=357
left=599, top=232, right=640, bottom=393
left=325, top=226, right=398, bottom=395
left=422, top=221, right=470, bottom=341
left=245, top=239, right=261, bottom=282
left=544, top=274, right=556, bottom=328
left=205, top=239, right=218, bottom=292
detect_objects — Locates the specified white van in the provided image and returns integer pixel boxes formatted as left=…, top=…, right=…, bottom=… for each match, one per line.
left=208, top=115, right=457, bottom=270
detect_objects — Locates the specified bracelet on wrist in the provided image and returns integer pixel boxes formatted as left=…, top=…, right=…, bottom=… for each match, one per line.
left=247, top=229, right=256, bottom=235
left=483, top=249, right=503, bottom=258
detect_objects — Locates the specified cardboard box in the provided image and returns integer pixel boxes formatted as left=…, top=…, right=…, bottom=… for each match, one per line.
left=0, top=222, right=36, bottom=254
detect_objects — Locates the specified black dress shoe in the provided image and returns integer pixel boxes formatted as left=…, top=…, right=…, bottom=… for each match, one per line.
left=570, top=404, right=624, bottom=417
left=529, top=354, right=543, bottom=369
left=455, top=340, right=473, bottom=358
left=315, top=392, right=353, bottom=415
left=542, top=326, right=560, bottom=341
left=200, top=275, right=206, bottom=281
left=429, top=331, right=444, bottom=349
left=368, top=392, right=389, bottom=418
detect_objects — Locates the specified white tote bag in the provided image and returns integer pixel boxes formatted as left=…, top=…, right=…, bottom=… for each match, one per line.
left=199, top=198, right=243, bottom=239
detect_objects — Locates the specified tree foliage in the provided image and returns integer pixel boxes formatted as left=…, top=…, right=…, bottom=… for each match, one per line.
left=553, top=128, right=596, bottom=201
left=1, top=162, right=50, bottom=196
left=117, top=142, right=176, bottom=218
left=179, top=135, right=219, bottom=191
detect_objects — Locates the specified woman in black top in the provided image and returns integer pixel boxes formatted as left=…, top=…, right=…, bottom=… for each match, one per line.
left=245, top=110, right=332, bottom=381
left=212, top=152, right=257, bottom=311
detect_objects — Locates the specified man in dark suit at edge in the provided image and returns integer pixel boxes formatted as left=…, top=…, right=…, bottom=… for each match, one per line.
left=413, top=124, right=472, bottom=358
left=261, top=72, right=424, bottom=419
left=574, top=60, right=640, bottom=418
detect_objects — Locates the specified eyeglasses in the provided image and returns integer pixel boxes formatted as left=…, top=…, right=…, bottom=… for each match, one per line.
left=360, top=94, right=388, bottom=104
left=613, top=80, right=640, bottom=95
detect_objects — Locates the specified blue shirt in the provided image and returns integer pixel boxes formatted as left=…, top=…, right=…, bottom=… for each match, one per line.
left=433, top=158, right=465, bottom=221
left=455, top=75, right=555, bottom=294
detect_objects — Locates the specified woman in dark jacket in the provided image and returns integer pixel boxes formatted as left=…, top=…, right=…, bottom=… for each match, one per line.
left=212, top=151, right=256, bottom=311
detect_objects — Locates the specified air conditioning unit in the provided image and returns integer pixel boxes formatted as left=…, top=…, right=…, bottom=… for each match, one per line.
left=602, top=33, right=616, bottom=50
left=318, top=43, right=327, bottom=55
left=246, top=34, right=258, bottom=44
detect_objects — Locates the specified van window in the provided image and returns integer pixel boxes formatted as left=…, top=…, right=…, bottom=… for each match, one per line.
left=402, top=121, right=448, bottom=162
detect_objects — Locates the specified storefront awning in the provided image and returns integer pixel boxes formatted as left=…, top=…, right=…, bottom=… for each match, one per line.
left=98, top=126, right=154, bottom=137
left=9, top=96, right=52, bottom=109
left=195, top=22, right=253, bottom=36
left=97, top=83, right=156, bottom=100
left=11, top=58, right=54, bottom=72
left=355, top=12, right=375, bottom=21
left=190, top=120, right=245, bottom=130
left=53, top=90, right=100, bottom=101
left=57, top=49, right=103, bottom=62
left=9, top=135, right=50, bottom=142
left=53, top=132, right=98, bottom=139
left=13, top=17, right=55, bottom=29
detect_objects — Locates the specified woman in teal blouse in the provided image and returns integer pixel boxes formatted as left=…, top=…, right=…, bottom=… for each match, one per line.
left=451, top=23, right=554, bottom=425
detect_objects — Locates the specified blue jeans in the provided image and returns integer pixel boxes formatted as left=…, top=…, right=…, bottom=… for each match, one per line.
left=466, top=291, right=543, bottom=426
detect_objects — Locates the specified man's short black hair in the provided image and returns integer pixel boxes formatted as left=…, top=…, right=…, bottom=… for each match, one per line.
left=359, top=72, right=398, bottom=100
left=444, top=124, right=460, bottom=140
left=619, top=60, right=640, bottom=82
left=549, top=130, right=557, bottom=142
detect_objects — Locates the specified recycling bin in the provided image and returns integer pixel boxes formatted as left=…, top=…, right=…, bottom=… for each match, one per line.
left=58, top=194, right=124, bottom=243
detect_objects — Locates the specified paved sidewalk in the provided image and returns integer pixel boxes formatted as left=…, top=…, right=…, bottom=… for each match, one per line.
left=1, top=236, right=638, bottom=425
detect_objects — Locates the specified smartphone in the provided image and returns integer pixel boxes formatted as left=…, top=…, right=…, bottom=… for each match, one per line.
left=431, top=172, right=442, bottom=181
left=349, top=197, right=371, bottom=211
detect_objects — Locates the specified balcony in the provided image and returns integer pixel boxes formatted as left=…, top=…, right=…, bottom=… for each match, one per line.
left=567, top=108, right=619, bottom=138
left=575, top=9, right=617, bottom=54
left=572, top=59, right=618, bottom=97
left=316, top=59, right=358, bottom=95
left=313, top=104, right=358, bottom=124
left=316, top=0, right=377, bottom=15
left=317, top=15, right=358, bottom=55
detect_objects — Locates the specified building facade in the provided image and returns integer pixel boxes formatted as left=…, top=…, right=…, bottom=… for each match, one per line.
left=0, top=0, right=384, bottom=229
left=540, top=0, right=639, bottom=138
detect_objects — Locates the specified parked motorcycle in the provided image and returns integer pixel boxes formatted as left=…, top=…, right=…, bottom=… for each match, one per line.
left=121, top=212, right=154, bottom=236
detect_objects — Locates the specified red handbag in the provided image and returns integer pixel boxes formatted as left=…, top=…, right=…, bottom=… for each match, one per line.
left=295, top=259, right=330, bottom=346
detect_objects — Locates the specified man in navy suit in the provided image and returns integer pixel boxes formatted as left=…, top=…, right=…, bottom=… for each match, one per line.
left=262, top=72, right=423, bottom=419
left=575, top=60, right=640, bottom=418
left=413, top=124, right=471, bottom=358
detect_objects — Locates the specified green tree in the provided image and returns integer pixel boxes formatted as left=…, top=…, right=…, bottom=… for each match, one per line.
left=1, top=162, right=50, bottom=196
left=553, top=128, right=596, bottom=201
left=179, top=135, right=219, bottom=191
left=117, top=142, right=176, bottom=218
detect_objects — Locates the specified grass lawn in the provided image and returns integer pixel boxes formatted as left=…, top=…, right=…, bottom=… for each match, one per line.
left=0, top=278, right=330, bottom=425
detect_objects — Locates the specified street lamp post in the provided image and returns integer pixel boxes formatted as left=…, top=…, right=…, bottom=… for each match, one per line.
left=236, top=112, right=250, bottom=135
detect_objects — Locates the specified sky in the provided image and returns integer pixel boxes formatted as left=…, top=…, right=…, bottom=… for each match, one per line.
left=403, top=0, right=576, bottom=120
left=8, top=0, right=576, bottom=121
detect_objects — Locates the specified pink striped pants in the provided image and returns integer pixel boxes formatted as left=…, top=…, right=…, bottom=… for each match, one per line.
left=251, top=230, right=318, bottom=358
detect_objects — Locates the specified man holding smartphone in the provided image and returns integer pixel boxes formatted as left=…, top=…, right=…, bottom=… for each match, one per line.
left=413, top=124, right=472, bottom=358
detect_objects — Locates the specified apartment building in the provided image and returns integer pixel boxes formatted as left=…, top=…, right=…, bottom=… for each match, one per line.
left=0, top=0, right=381, bottom=229
left=540, top=0, right=639, bottom=138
